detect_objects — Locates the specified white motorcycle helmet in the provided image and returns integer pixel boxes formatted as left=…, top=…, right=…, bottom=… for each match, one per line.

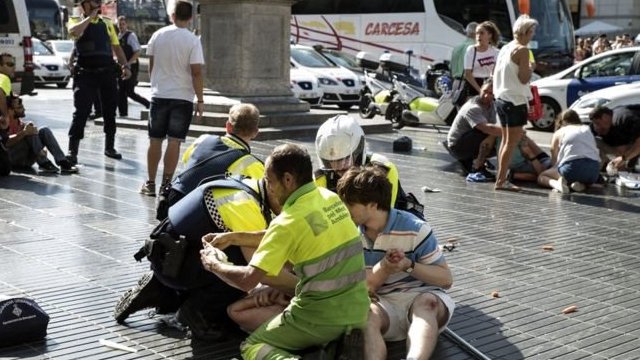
left=315, top=115, right=366, bottom=171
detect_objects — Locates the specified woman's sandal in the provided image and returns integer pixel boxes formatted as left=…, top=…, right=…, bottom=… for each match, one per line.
left=494, top=181, right=521, bottom=192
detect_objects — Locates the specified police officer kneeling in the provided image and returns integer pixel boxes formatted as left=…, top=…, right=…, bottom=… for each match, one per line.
left=113, top=176, right=296, bottom=340
left=67, top=0, right=131, bottom=164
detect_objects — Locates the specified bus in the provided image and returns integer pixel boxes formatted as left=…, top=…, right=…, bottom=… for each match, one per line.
left=25, top=0, right=67, bottom=40
left=291, top=0, right=575, bottom=90
left=111, top=0, right=169, bottom=44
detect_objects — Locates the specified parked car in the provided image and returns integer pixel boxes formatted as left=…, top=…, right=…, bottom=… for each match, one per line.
left=290, top=44, right=362, bottom=110
left=570, top=82, right=640, bottom=123
left=290, top=67, right=323, bottom=106
left=532, top=46, right=640, bottom=131
left=32, top=38, right=71, bottom=88
left=45, top=39, right=74, bottom=66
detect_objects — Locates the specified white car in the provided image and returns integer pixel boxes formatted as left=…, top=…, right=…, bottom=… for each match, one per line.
left=570, top=82, right=640, bottom=123
left=32, top=38, right=71, bottom=89
left=291, top=44, right=362, bottom=110
left=45, top=39, right=74, bottom=65
left=532, top=46, right=640, bottom=131
left=290, top=67, right=323, bottom=107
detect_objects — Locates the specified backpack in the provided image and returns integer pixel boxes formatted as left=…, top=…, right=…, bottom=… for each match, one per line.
left=156, top=136, right=249, bottom=220
left=0, top=295, right=49, bottom=347
left=138, top=176, right=270, bottom=290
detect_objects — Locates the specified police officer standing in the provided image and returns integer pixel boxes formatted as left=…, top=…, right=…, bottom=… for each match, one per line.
left=116, top=15, right=149, bottom=118
left=67, top=0, right=131, bottom=164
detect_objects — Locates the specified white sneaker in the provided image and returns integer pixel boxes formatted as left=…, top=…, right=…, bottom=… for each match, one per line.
left=570, top=182, right=586, bottom=192
left=550, top=177, right=569, bottom=194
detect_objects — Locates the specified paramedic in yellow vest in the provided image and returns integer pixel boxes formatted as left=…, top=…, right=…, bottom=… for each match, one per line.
left=201, top=143, right=370, bottom=359
left=67, top=0, right=131, bottom=165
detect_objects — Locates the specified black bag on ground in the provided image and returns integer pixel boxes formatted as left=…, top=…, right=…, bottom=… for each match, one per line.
left=0, top=295, right=49, bottom=347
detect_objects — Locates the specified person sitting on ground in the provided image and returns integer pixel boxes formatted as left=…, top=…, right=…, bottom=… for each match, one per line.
left=445, top=80, right=501, bottom=176
left=114, top=175, right=297, bottom=341
left=336, top=166, right=454, bottom=360
left=589, top=105, right=640, bottom=174
left=315, top=114, right=424, bottom=219
left=538, top=109, right=601, bottom=193
left=4, top=96, right=78, bottom=173
left=201, top=143, right=369, bottom=360
left=496, top=134, right=552, bottom=182
left=154, top=103, right=264, bottom=220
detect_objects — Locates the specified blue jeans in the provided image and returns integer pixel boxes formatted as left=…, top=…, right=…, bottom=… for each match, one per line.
left=149, top=98, right=193, bottom=140
left=558, top=158, right=600, bottom=184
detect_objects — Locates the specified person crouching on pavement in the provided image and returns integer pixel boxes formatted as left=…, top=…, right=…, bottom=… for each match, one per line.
left=589, top=105, right=640, bottom=174
left=66, top=0, right=131, bottom=165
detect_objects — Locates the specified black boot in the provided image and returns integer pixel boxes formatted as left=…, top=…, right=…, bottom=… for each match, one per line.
left=104, top=134, right=122, bottom=160
left=67, top=137, right=80, bottom=165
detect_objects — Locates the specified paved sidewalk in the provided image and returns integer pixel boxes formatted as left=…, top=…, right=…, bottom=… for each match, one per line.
left=1, top=96, right=640, bottom=359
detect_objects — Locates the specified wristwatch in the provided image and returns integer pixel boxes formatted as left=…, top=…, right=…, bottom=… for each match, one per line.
left=404, top=259, right=415, bottom=273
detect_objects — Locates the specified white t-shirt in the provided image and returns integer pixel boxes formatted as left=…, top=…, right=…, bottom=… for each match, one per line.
left=148, top=25, right=204, bottom=102
left=463, top=46, right=499, bottom=79
left=556, top=125, right=600, bottom=166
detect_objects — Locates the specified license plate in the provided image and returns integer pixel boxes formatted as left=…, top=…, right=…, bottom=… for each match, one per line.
left=50, top=72, right=61, bottom=77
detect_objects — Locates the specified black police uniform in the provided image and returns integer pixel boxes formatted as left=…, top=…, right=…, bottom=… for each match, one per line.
left=68, top=16, right=122, bottom=162
left=117, top=30, right=149, bottom=116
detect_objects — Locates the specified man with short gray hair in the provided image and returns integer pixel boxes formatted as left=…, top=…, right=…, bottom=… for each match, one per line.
left=450, top=22, right=478, bottom=81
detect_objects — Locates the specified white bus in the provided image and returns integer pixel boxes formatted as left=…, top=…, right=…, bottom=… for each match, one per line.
left=291, top=0, right=575, bottom=91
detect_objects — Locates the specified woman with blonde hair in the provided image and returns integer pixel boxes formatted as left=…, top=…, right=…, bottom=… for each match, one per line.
left=537, top=109, right=600, bottom=193
left=463, top=21, right=501, bottom=98
left=492, top=15, right=538, bottom=191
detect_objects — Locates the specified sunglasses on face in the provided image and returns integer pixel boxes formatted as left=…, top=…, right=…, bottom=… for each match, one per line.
left=3, top=62, right=15, bottom=67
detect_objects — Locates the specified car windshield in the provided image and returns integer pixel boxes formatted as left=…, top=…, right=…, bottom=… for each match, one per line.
left=33, top=40, right=54, bottom=56
left=52, top=41, right=73, bottom=53
left=323, top=51, right=359, bottom=69
left=291, top=48, right=337, bottom=68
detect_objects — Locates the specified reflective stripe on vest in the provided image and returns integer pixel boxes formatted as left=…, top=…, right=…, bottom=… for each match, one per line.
left=255, top=343, right=277, bottom=360
left=300, top=241, right=362, bottom=278
left=300, top=269, right=366, bottom=293
left=215, top=190, right=255, bottom=207
left=298, top=240, right=366, bottom=293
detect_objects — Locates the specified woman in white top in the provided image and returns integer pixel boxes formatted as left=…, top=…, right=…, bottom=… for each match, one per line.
left=463, top=21, right=500, bottom=97
left=538, top=109, right=601, bottom=193
left=492, top=15, right=538, bottom=191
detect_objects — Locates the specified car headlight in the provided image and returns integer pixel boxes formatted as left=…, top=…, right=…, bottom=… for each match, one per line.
left=317, top=77, right=338, bottom=86
left=572, top=97, right=610, bottom=109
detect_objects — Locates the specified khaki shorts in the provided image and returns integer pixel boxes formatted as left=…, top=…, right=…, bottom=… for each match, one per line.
left=376, top=289, right=455, bottom=341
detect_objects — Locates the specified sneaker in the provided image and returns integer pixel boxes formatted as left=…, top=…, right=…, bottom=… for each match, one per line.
left=140, top=181, right=156, bottom=197
left=57, top=159, right=79, bottom=174
left=38, top=160, right=59, bottom=173
left=570, top=182, right=586, bottom=193
left=114, top=272, right=165, bottom=323
left=336, top=328, right=364, bottom=360
left=550, top=177, right=569, bottom=194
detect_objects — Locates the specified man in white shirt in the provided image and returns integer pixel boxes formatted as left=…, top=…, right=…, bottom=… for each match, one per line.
left=141, top=0, right=205, bottom=197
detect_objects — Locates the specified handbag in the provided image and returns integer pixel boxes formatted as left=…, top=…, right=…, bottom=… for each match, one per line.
left=452, top=47, right=477, bottom=107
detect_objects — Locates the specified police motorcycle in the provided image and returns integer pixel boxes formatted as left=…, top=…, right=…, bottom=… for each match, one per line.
left=385, top=74, right=455, bottom=129
left=357, top=51, right=429, bottom=120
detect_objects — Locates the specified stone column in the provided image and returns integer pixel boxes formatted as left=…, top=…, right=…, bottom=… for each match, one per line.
left=198, top=0, right=305, bottom=110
